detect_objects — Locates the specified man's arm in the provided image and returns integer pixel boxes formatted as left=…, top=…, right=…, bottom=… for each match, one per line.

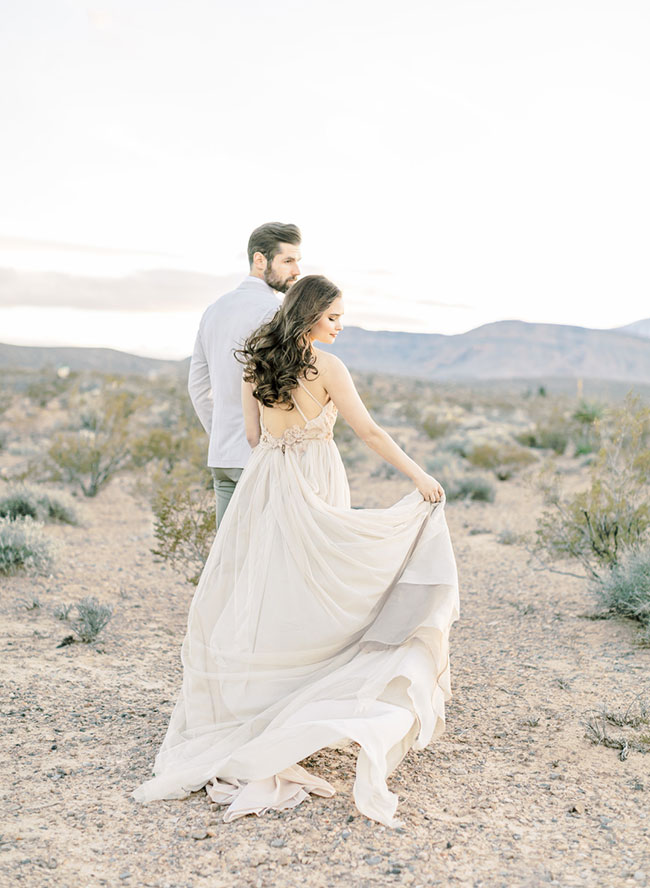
left=187, top=326, right=213, bottom=434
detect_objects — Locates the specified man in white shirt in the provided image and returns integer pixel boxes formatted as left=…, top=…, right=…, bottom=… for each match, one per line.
left=188, top=222, right=302, bottom=525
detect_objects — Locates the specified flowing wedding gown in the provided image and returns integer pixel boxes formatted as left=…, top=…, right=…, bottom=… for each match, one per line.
left=134, top=381, right=459, bottom=826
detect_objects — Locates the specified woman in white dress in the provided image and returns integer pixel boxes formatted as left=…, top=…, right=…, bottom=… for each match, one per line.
left=134, top=275, right=459, bottom=827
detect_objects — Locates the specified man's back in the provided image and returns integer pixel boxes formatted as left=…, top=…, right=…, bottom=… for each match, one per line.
left=188, top=276, right=279, bottom=468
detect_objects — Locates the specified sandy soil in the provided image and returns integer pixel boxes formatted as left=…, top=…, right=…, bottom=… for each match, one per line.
left=1, top=470, right=649, bottom=888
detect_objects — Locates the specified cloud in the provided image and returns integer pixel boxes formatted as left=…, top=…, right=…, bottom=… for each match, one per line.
left=0, top=267, right=242, bottom=312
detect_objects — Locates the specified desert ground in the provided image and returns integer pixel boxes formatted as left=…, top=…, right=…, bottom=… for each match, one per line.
left=1, top=371, right=649, bottom=888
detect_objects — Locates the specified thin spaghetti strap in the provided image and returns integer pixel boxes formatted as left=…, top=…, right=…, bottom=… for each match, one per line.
left=291, top=394, right=309, bottom=422
left=296, top=378, right=326, bottom=407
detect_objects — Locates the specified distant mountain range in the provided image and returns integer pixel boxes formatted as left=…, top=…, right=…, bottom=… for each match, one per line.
left=2, top=317, right=650, bottom=383
left=616, top=318, right=650, bottom=339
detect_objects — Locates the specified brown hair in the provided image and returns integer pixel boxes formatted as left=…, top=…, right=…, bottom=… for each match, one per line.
left=236, top=274, right=341, bottom=408
left=247, top=222, right=301, bottom=266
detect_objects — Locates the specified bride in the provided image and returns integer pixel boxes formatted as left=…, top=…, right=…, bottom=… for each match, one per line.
left=134, top=275, right=459, bottom=827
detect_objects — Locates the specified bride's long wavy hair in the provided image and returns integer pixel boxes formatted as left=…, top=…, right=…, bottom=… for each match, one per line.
left=235, top=274, right=341, bottom=409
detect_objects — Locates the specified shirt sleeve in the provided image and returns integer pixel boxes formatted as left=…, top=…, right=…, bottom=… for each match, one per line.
left=187, top=323, right=213, bottom=435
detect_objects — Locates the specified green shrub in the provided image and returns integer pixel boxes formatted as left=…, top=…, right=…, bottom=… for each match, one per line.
left=595, top=546, right=650, bottom=641
left=151, top=476, right=216, bottom=584
left=535, top=394, right=650, bottom=580
left=0, top=517, right=55, bottom=575
left=422, top=415, right=453, bottom=440
left=466, top=442, right=537, bottom=478
left=517, top=401, right=602, bottom=457
left=44, top=390, right=143, bottom=496
left=516, top=416, right=571, bottom=454
left=72, top=596, right=113, bottom=643
left=0, top=485, right=78, bottom=524
left=53, top=602, right=74, bottom=621
left=447, top=474, right=496, bottom=503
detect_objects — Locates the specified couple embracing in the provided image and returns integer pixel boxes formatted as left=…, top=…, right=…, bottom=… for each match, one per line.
left=134, top=222, right=459, bottom=827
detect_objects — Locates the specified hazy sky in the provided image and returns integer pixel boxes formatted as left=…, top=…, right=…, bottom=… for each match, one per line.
left=1, top=0, right=649, bottom=357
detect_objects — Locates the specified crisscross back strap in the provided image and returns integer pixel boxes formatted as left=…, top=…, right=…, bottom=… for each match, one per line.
left=290, top=394, right=309, bottom=422
left=296, top=378, right=326, bottom=407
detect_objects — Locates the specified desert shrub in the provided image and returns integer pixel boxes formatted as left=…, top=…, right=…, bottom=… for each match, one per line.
left=422, top=414, right=453, bottom=440
left=517, top=401, right=602, bottom=457
left=0, top=484, right=78, bottom=524
left=72, top=596, right=113, bottom=643
left=535, top=394, right=650, bottom=580
left=594, top=546, right=650, bottom=641
left=26, top=371, right=77, bottom=407
left=131, top=428, right=186, bottom=473
left=0, top=517, right=55, bottom=575
left=570, top=400, right=603, bottom=455
left=516, top=410, right=571, bottom=454
left=53, top=602, right=74, bottom=621
left=447, top=474, right=496, bottom=503
left=427, top=450, right=465, bottom=483
left=466, top=442, right=537, bottom=479
left=44, top=389, right=144, bottom=496
left=130, top=423, right=207, bottom=477
left=151, top=476, right=216, bottom=584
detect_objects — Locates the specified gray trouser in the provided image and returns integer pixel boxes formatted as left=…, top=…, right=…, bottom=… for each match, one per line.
left=210, top=467, right=243, bottom=527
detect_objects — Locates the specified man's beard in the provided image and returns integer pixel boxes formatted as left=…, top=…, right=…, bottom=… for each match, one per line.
left=264, top=267, right=296, bottom=294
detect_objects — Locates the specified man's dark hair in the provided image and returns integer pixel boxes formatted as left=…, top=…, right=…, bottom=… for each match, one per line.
left=247, top=222, right=301, bottom=266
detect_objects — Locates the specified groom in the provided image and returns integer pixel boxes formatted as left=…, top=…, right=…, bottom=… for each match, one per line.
left=188, top=222, right=302, bottom=525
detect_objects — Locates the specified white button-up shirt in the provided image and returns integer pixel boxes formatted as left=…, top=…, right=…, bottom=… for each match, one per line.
left=188, top=276, right=280, bottom=468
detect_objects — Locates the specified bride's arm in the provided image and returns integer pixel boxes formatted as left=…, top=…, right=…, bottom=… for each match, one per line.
left=241, top=380, right=261, bottom=448
left=321, top=354, right=444, bottom=502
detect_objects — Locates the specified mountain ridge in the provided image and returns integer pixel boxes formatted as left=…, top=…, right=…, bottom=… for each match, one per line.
left=2, top=317, right=650, bottom=382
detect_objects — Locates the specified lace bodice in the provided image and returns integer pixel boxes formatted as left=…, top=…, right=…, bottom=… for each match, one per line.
left=258, top=381, right=338, bottom=454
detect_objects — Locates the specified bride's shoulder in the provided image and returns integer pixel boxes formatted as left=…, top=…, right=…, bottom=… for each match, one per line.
left=313, top=348, right=347, bottom=377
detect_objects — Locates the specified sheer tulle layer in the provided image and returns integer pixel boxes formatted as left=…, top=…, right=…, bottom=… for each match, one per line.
left=133, top=438, right=459, bottom=826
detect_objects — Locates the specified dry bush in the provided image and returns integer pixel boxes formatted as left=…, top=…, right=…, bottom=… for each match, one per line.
left=0, top=484, right=78, bottom=524
left=594, top=545, right=650, bottom=643
left=584, top=698, right=650, bottom=758
left=447, top=474, right=496, bottom=503
left=44, top=389, right=146, bottom=496
left=72, top=596, right=113, bottom=643
left=517, top=400, right=603, bottom=457
left=421, top=414, right=454, bottom=440
left=466, top=442, right=537, bottom=479
left=535, top=394, right=650, bottom=581
left=0, top=517, right=55, bottom=575
left=151, top=473, right=216, bottom=585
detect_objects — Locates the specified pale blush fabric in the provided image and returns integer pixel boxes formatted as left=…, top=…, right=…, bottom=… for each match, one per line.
left=133, top=393, right=459, bottom=826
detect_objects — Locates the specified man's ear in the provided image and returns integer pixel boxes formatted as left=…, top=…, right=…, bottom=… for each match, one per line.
left=252, top=251, right=267, bottom=271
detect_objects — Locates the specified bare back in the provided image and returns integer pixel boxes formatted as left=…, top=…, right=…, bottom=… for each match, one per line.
left=261, top=365, right=330, bottom=438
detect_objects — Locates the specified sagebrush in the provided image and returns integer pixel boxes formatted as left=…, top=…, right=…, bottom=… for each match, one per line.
left=0, top=517, right=55, bottom=575
left=535, top=394, right=650, bottom=581
left=0, top=484, right=78, bottom=524
left=151, top=475, right=216, bottom=584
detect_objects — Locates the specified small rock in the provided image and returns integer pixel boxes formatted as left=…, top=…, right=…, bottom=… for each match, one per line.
left=634, top=873, right=646, bottom=883
left=568, top=802, right=584, bottom=815
left=191, top=829, right=208, bottom=840
left=270, top=838, right=285, bottom=847
left=365, top=855, right=382, bottom=865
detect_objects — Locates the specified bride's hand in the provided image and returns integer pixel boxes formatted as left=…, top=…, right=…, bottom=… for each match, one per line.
left=414, top=471, right=444, bottom=503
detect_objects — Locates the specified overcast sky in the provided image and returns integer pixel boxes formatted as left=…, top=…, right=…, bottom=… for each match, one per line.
left=1, top=0, right=649, bottom=358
